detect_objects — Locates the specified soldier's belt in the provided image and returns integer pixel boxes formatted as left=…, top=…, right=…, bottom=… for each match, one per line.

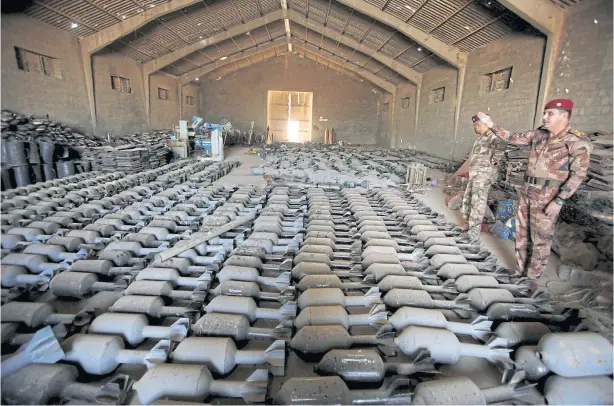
left=524, top=175, right=564, bottom=187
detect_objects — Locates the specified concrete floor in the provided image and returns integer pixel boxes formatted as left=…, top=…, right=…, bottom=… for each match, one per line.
left=218, top=146, right=563, bottom=289
left=213, top=147, right=268, bottom=188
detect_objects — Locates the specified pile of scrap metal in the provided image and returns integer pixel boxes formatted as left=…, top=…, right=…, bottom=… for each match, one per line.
left=84, top=131, right=173, bottom=174
left=1, top=110, right=103, bottom=190
left=254, top=143, right=460, bottom=189
left=585, top=131, right=613, bottom=192
left=0, top=110, right=175, bottom=190
left=224, top=129, right=265, bottom=146
left=1, top=110, right=102, bottom=148
left=1, top=170, right=612, bottom=405
left=491, top=144, right=530, bottom=194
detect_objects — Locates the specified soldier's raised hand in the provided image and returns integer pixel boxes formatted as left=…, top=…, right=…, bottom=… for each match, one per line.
left=477, top=112, right=494, bottom=128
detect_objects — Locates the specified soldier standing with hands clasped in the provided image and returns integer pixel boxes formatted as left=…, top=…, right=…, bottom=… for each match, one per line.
left=475, top=99, right=592, bottom=281
left=459, top=115, right=505, bottom=244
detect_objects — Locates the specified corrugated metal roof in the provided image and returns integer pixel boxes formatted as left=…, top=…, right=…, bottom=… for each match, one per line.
left=23, top=0, right=543, bottom=81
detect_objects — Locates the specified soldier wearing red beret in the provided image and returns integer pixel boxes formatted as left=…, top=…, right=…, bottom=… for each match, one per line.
left=476, top=99, right=592, bottom=281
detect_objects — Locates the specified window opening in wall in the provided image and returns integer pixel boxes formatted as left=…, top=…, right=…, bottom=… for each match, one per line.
left=158, top=87, right=169, bottom=100
left=429, top=87, right=445, bottom=104
left=185, top=95, right=194, bottom=105
left=383, top=102, right=390, bottom=112
left=482, top=67, right=512, bottom=93
left=111, top=75, right=131, bottom=93
left=401, top=97, right=410, bottom=109
left=15, top=47, right=61, bottom=78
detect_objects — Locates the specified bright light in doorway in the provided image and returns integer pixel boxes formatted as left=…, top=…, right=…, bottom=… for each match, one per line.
left=287, top=120, right=299, bottom=142
left=71, top=22, right=79, bottom=28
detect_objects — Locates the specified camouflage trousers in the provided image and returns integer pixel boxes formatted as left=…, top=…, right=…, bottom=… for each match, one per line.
left=515, top=185, right=562, bottom=280
left=461, top=175, right=492, bottom=242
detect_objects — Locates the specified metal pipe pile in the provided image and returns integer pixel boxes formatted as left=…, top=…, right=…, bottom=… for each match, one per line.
left=1, top=164, right=612, bottom=405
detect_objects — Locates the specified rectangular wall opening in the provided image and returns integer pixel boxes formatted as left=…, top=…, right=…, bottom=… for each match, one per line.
left=267, top=90, right=313, bottom=143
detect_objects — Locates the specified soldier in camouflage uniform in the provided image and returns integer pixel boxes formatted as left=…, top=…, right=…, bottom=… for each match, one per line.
left=477, top=99, right=592, bottom=280
left=460, top=115, right=505, bottom=243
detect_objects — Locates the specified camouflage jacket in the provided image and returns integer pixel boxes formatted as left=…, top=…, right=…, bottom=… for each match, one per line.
left=490, top=123, right=592, bottom=199
left=468, top=130, right=505, bottom=179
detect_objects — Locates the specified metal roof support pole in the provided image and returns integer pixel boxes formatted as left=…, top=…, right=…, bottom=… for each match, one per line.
left=496, top=0, right=566, bottom=127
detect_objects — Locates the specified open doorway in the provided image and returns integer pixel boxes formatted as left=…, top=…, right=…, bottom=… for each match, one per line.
left=267, top=91, right=313, bottom=142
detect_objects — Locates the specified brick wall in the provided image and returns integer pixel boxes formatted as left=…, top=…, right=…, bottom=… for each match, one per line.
left=199, top=54, right=380, bottom=144
left=414, top=65, right=458, bottom=157
left=392, top=82, right=418, bottom=149
left=456, top=33, right=545, bottom=160
left=150, top=72, right=179, bottom=130
left=549, top=0, right=613, bottom=133
left=1, top=14, right=92, bottom=133
left=181, top=84, right=200, bottom=122
left=92, top=50, right=148, bottom=136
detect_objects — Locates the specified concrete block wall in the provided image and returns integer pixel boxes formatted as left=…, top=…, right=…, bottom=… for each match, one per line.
left=181, top=84, right=200, bottom=122
left=392, top=82, right=418, bottom=149
left=150, top=73, right=180, bottom=131
left=199, top=54, right=381, bottom=144
left=455, top=33, right=546, bottom=160
left=414, top=65, right=458, bottom=157
left=1, top=14, right=92, bottom=133
left=376, top=93, right=393, bottom=147
left=93, top=50, right=148, bottom=135
left=549, top=0, right=613, bottom=133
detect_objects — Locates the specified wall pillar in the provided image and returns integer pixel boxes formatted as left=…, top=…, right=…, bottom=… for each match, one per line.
left=389, top=90, right=397, bottom=148
left=451, top=65, right=467, bottom=160
left=414, top=83, right=421, bottom=148
left=80, top=47, right=97, bottom=133
left=533, top=27, right=564, bottom=127
left=143, top=70, right=151, bottom=125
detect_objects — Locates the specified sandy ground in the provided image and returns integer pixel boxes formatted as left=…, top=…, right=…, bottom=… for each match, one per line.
left=217, top=146, right=562, bottom=289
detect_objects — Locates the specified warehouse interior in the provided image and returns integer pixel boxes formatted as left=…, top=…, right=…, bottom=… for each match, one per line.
left=1, top=0, right=613, bottom=404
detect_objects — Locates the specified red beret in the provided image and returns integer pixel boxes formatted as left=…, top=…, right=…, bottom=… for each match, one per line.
left=545, top=99, right=574, bottom=111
